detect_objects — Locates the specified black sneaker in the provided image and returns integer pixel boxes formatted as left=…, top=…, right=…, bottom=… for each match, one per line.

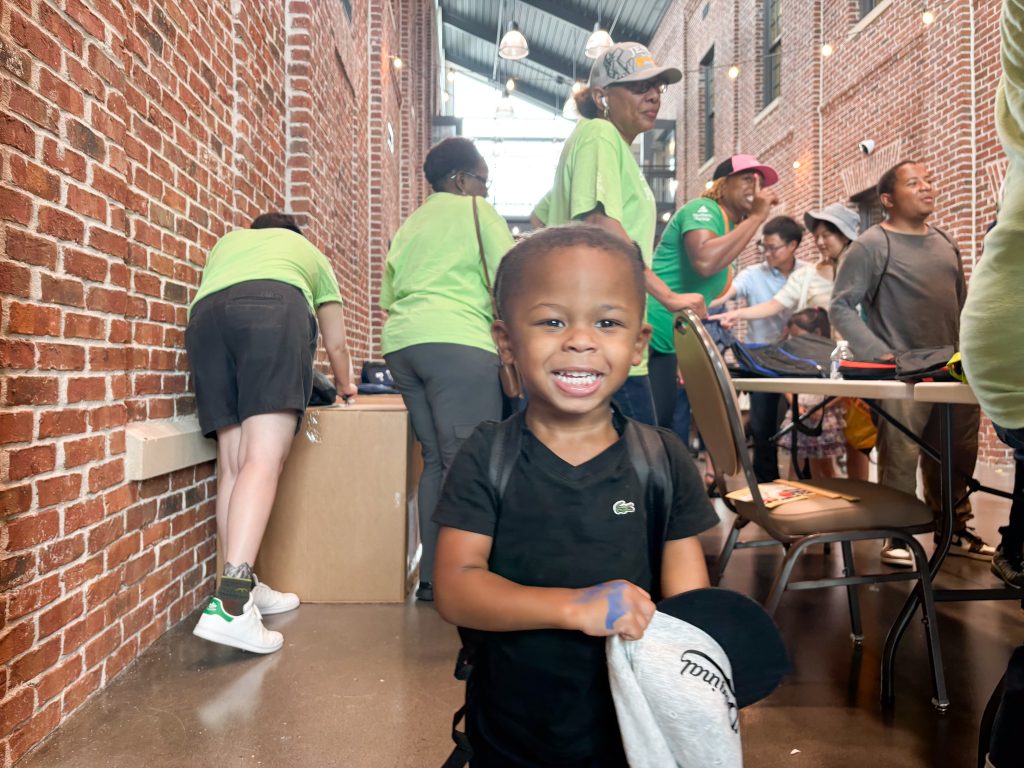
left=991, top=546, right=1024, bottom=589
left=415, top=581, right=434, bottom=602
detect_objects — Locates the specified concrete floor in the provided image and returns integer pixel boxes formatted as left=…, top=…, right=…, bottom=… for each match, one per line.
left=19, top=464, right=1022, bottom=768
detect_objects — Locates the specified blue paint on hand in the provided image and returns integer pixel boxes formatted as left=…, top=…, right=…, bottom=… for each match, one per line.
left=604, top=583, right=626, bottom=630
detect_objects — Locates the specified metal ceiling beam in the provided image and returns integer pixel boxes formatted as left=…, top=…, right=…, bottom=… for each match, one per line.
left=445, top=52, right=567, bottom=116
left=514, top=0, right=651, bottom=45
left=442, top=13, right=578, bottom=83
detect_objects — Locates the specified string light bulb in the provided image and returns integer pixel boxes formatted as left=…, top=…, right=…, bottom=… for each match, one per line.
left=446, top=68, right=455, bottom=82
left=792, top=161, right=801, bottom=169
left=506, top=78, right=516, bottom=92
left=820, top=43, right=833, bottom=58
left=727, top=65, right=740, bottom=80
left=571, top=80, right=584, bottom=94
left=922, top=10, right=935, bottom=25
left=705, top=181, right=714, bottom=190
left=390, top=55, right=403, bottom=70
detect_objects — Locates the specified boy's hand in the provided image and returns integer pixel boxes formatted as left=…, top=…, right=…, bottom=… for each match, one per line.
left=570, top=580, right=656, bottom=641
left=717, top=310, right=740, bottom=329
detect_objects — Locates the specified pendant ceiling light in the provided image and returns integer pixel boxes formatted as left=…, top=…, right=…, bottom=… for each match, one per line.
left=498, top=21, right=529, bottom=60
left=495, top=90, right=515, bottom=118
left=585, top=23, right=613, bottom=59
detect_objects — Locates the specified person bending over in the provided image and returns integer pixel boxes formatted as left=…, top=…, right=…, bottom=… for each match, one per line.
left=187, top=212, right=357, bottom=653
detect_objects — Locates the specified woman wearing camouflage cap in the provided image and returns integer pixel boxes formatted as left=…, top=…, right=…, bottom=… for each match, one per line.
left=540, top=43, right=706, bottom=424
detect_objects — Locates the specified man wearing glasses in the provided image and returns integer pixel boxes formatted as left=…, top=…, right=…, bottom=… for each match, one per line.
left=711, top=216, right=801, bottom=481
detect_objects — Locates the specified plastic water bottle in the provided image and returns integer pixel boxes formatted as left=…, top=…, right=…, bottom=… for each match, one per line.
left=830, top=340, right=853, bottom=380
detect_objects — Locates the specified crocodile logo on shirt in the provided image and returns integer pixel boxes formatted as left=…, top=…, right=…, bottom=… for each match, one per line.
left=613, top=500, right=636, bottom=515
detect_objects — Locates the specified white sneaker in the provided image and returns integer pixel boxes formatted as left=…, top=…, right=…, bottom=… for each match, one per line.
left=945, top=529, right=995, bottom=561
left=880, top=540, right=914, bottom=568
left=193, top=595, right=284, bottom=654
left=251, top=574, right=300, bottom=615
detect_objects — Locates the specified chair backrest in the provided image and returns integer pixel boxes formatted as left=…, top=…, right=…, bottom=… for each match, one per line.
left=673, top=311, right=776, bottom=531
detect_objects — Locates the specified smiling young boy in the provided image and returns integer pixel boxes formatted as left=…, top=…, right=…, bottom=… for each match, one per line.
left=433, top=225, right=719, bottom=767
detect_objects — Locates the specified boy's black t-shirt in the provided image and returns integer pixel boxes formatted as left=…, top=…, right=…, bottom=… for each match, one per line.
left=433, top=411, right=719, bottom=767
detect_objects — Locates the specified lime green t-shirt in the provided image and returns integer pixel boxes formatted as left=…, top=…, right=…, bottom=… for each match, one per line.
left=380, top=193, right=514, bottom=356
left=546, top=118, right=657, bottom=375
left=960, top=0, right=1024, bottom=428
left=189, top=228, right=343, bottom=318
left=648, top=198, right=733, bottom=354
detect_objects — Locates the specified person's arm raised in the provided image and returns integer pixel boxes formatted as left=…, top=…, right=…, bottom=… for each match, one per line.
left=315, top=302, right=358, bottom=400
left=683, top=187, right=778, bottom=277
left=434, top=527, right=656, bottom=641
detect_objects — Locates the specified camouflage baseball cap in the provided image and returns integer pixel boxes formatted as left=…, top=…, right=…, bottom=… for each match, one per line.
left=588, top=42, right=682, bottom=91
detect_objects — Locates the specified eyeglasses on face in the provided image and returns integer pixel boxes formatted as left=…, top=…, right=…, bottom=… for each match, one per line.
left=614, top=78, right=669, bottom=95
left=757, top=241, right=789, bottom=254
left=451, top=171, right=490, bottom=190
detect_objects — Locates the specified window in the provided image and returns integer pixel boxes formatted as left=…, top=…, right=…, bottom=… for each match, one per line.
left=762, top=0, right=781, bottom=107
left=701, top=48, right=714, bottom=164
left=858, top=0, right=879, bottom=18
left=851, top=188, right=885, bottom=232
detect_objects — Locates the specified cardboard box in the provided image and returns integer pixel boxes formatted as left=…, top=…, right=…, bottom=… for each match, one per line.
left=254, top=397, right=421, bottom=602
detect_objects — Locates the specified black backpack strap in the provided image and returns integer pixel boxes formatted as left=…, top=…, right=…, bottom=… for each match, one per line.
left=442, top=704, right=473, bottom=768
left=488, top=411, right=524, bottom=501
left=871, top=224, right=962, bottom=305
left=623, top=420, right=673, bottom=602
left=869, top=225, right=892, bottom=305
left=445, top=415, right=523, bottom=767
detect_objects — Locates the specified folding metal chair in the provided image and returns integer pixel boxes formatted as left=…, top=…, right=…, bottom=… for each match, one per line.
left=674, top=310, right=948, bottom=709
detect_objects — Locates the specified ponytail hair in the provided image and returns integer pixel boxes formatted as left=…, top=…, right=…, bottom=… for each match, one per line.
left=573, top=87, right=601, bottom=120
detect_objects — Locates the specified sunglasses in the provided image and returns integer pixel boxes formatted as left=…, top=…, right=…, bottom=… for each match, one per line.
left=613, top=78, right=669, bottom=95
left=451, top=171, right=490, bottom=190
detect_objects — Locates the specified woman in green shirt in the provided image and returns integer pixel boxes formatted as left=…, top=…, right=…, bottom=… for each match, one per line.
left=187, top=212, right=358, bottom=654
left=543, top=42, right=706, bottom=424
left=380, top=138, right=514, bottom=601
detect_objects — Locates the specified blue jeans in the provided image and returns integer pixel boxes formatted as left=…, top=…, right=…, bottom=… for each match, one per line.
left=612, top=375, right=656, bottom=425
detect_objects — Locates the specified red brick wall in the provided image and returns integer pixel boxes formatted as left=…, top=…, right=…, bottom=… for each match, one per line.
left=650, top=0, right=1011, bottom=466
left=0, top=0, right=437, bottom=764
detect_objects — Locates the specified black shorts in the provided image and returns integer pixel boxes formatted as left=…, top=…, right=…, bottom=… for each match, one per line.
left=185, top=280, right=317, bottom=438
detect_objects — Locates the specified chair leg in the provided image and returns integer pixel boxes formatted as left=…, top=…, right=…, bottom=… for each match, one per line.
left=904, top=536, right=949, bottom=712
left=715, top=521, right=742, bottom=586
left=881, top=536, right=949, bottom=711
left=841, top=541, right=863, bottom=644
left=765, top=541, right=805, bottom=616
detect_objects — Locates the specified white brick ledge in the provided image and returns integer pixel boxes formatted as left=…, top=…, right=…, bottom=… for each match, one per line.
left=125, top=416, right=217, bottom=481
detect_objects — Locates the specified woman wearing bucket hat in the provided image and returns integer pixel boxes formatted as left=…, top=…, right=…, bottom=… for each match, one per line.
left=719, top=202, right=873, bottom=480
left=540, top=42, right=706, bottom=424
left=718, top=202, right=859, bottom=329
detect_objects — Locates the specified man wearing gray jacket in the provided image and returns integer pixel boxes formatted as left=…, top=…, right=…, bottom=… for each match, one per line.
left=830, top=161, right=993, bottom=567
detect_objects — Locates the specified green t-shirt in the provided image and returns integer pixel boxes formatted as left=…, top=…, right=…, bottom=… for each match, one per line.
left=960, top=0, right=1024, bottom=428
left=380, top=193, right=514, bottom=355
left=648, top=198, right=733, bottom=353
left=189, top=228, right=343, bottom=317
left=546, top=118, right=657, bottom=375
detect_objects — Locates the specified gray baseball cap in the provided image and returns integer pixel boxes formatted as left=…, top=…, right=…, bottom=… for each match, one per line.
left=804, top=203, right=860, bottom=243
left=589, top=43, right=682, bottom=90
